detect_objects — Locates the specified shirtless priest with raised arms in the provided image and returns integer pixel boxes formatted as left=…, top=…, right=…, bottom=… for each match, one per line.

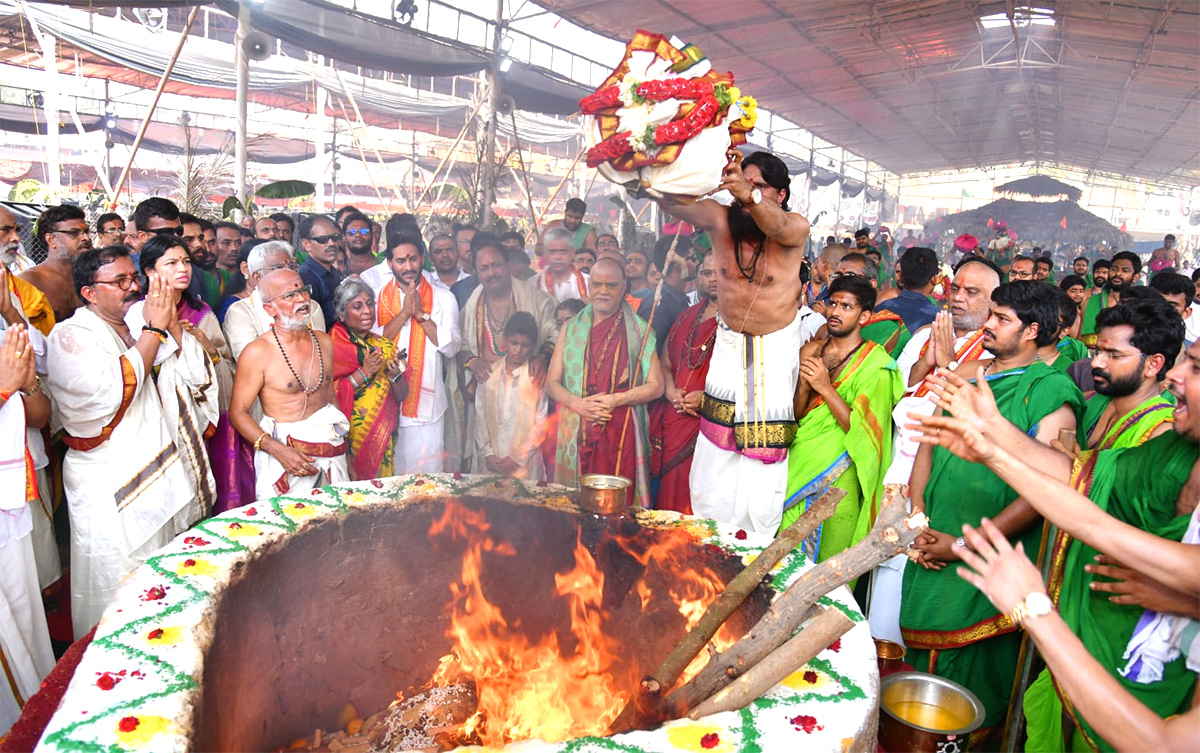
left=653, top=148, right=809, bottom=534
left=230, top=269, right=350, bottom=499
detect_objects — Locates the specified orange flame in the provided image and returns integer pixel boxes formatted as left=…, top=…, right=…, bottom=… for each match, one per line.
left=422, top=501, right=736, bottom=746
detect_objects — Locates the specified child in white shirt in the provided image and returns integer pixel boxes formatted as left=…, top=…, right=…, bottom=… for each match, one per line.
left=473, top=311, right=548, bottom=480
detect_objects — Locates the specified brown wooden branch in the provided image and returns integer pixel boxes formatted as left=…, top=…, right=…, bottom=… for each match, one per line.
left=608, top=487, right=845, bottom=734
left=688, top=607, right=854, bottom=719
left=662, top=485, right=927, bottom=720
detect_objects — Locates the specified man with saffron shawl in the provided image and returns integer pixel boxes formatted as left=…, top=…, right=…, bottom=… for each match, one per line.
left=900, top=281, right=1083, bottom=744
left=331, top=278, right=408, bottom=479
left=783, top=275, right=902, bottom=561
left=548, top=258, right=663, bottom=507
left=652, top=253, right=718, bottom=514
left=374, top=233, right=459, bottom=474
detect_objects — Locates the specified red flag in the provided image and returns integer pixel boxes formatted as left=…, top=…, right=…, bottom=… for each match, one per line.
left=1060, top=216, right=1068, bottom=229
left=1119, top=221, right=1127, bottom=232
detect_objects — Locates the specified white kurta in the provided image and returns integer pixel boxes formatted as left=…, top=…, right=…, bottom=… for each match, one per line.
left=0, top=303, right=60, bottom=590
left=534, top=269, right=590, bottom=303
left=222, top=289, right=327, bottom=361
left=0, top=394, right=55, bottom=735
left=373, top=282, right=460, bottom=474
left=473, top=362, right=548, bottom=480
left=45, top=307, right=198, bottom=638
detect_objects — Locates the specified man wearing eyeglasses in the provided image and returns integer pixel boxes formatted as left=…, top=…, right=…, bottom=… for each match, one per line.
left=95, top=212, right=126, bottom=249
left=127, top=197, right=183, bottom=255
left=44, top=246, right=203, bottom=638
left=22, top=205, right=93, bottom=322
left=222, top=241, right=326, bottom=361
left=298, top=215, right=343, bottom=328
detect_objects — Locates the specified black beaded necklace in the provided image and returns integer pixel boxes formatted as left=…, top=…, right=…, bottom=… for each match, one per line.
left=272, top=326, right=325, bottom=395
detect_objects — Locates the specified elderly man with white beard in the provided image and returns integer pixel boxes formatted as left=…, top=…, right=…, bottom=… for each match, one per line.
left=229, top=269, right=349, bottom=499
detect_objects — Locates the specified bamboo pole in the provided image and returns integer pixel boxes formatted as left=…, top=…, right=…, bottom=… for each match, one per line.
left=334, top=98, right=388, bottom=212
left=332, top=68, right=407, bottom=212
left=509, top=111, right=541, bottom=239
left=108, top=6, right=200, bottom=209
left=535, top=148, right=586, bottom=226
left=411, top=102, right=482, bottom=211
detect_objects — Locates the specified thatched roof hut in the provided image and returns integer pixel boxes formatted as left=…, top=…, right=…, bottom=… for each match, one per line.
left=993, top=176, right=1084, bottom=203
left=925, top=198, right=1131, bottom=251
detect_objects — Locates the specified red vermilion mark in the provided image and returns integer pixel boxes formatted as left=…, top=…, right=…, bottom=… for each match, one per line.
left=245, top=507, right=257, bottom=516
left=700, top=732, right=720, bottom=749
left=141, top=585, right=166, bottom=601
left=182, top=559, right=196, bottom=568
left=147, top=628, right=164, bottom=640
left=734, top=529, right=748, bottom=540
left=803, top=670, right=818, bottom=684
left=228, top=522, right=243, bottom=530
left=183, top=535, right=210, bottom=547
left=453, top=471, right=463, bottom=480
left=96, top=674, right=117, bottom=690
left=828, top=639, right=841, bottom=652
left=789, top=714, right=823, bottom=733
left=118, top=716, right=139, bottom=732
left=370, top=479, right=384, bottom=488
left=294, top=502, right=306, bottom=509
left=310, top=488, right=321, bottom=495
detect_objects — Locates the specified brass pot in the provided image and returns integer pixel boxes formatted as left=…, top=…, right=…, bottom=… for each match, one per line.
left=874, top=638, right=906, bottom=675
left=578, top=474, right=631, bottom=515
left=878, top=671, right=984, bottom=753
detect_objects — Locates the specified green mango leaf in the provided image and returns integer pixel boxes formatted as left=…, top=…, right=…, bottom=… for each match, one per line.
left=8, top=179, right=49, bottom=203
left=256, top=180, right=316, bottom=200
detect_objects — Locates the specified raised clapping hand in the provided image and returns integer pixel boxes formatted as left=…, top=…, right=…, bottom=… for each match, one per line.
left=956, top=518, right=1046, bottom=617
left=923, top=366, right=1002, bottom=435
left=142, top=273, right=176, bottom=333
left=0, top=323, right=36, bottom=394
left=925, top=311, right=956, bottom=370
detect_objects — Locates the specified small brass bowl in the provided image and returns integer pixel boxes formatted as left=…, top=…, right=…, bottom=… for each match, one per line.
left=579, top=474, right=632, bottom=515
left=874, top=638, right=906, bottom=675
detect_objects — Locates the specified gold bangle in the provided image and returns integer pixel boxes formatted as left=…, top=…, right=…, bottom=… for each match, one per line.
left=19, top=375, right=42, bottom=396
left=253, top=431, right=269, bottom=452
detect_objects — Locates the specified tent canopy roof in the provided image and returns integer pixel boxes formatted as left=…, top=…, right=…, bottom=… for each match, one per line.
left=535, top=0, right=1200, bottom=186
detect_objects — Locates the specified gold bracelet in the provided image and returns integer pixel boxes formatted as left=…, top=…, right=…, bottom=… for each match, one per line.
left=19, top=375, right=42, bottom=396
left=253, top=431, right=269, bottom=452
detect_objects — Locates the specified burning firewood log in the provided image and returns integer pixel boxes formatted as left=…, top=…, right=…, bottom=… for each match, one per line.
left=662, top=485, right=927, bottom=720
left=687, top=606, right=854, bottom=718
left=362, top=682, right=479, bottom=752
left=610, top=487, right=845, bottom=734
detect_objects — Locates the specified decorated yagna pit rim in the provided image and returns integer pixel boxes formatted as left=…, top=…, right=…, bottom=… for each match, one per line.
left=34, top=474, right=879, bottom=753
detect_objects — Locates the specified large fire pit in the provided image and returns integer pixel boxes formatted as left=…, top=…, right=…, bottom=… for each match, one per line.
left=34, top=476, right=879, bottom=752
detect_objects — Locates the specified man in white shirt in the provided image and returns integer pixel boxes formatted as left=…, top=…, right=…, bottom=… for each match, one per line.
left=374, top=233, right=460, bottom=473
left=534, top=227, right=589, bottom=303
left=222, top=240, right=326, bottom=361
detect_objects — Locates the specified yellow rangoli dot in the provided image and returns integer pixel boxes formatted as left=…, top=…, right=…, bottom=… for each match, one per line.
left=225, top=523, right=261, bottom=539
left=114, top=715, right=172, bottom=748
left=283, top=503, right=318, bottom=520
left=665, top=722, right=733, bottom=752
left=146, top=626, right=184, bottom=646
left=782, top=665, right=831, bottom=691
left=174, top=558, right=218, bottom=577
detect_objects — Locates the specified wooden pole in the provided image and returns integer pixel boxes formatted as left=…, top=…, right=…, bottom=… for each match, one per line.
left=535, top=149, right=586, bottom=226
left=334, top=98, right=388, bottom=212
left=108, top=6, right=200, bottom=210
left=610, top=487, right=845, bottom=734
left=332, top=68, right=408, bottom=213
left=509, top=111, right=541, bottom=239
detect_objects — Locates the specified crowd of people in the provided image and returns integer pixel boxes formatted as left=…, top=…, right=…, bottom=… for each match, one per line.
left=1, top=147, right=1197, bottom=749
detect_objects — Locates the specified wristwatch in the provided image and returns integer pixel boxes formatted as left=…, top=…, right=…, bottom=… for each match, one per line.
left=947, top=359, right=959, bottom=371
left=745, top=187, right=763, bottom=206
left=1008, top=592, right=1053, bottom=626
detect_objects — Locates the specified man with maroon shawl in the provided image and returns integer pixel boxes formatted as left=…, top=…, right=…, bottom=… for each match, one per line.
left=548, top=258, right=664, bottom=506
left=652, top=253, right=718, bottom=513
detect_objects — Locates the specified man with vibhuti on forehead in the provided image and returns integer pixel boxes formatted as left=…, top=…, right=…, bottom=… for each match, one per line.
left=649, top=148, right=810, bottom=534
left=229, top=269, right=349, bottom=500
